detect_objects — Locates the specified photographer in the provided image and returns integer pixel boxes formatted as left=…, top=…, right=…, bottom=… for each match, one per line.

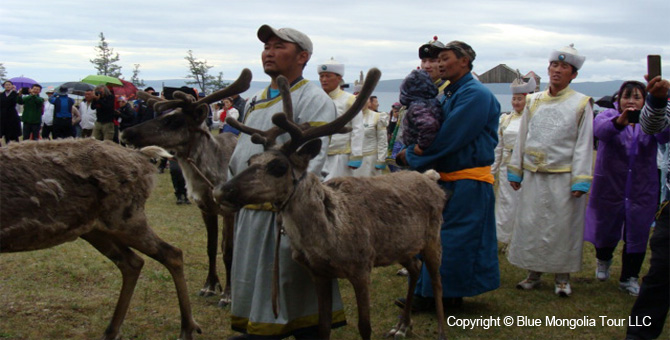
left=625, top=74, right=670, bottom=340
left=584, top=81, right=669, bottom=296
left=91, top=85, right=115, bottom=141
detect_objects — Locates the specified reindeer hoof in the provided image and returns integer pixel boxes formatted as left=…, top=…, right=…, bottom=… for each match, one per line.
left=199, top=288, right=217, bottom=297
left=385, top=321, right=412, bottom=339
left=218, top=294, right=231, bottom=308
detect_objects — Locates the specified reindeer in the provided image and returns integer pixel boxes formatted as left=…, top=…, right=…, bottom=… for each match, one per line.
left=214, top=69, right=447, bottom=340
left=121, top=69, right=252, bottom=307
left=0, top=139, right=201, bottom=340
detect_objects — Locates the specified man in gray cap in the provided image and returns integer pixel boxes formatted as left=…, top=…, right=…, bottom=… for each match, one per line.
left=507, top=44, right=593, bottom=298
left=396, top=39, right=501, bottom=312
left=226, top=25, right=344, bottom=340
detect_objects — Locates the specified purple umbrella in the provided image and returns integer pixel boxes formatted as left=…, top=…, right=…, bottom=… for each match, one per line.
left=8, top=76, right=39, bottom=90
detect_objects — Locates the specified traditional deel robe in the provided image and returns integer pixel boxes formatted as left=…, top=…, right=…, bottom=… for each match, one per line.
left=322, top=87, right=362, bottom=181
left=585, top=107, right=670, bottom=253
left=405, top=72, right=501, bottom=298
left=491, top=110, right=523, bottom=244
left=349, top=108, right=388, bottom=177
left=227, top=78, right=345, bottom=338
left=507, top=87, right=594, bottom=273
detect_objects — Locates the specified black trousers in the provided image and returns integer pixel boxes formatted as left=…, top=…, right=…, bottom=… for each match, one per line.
left=22, top=123, right=41, bottom=140
left=169, top=160, right=187, bottom=198
left=627, top=202, right=669, bottom=339
left=52, top=118, right=74, bottom=139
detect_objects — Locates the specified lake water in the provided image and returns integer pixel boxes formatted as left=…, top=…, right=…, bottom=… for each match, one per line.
left=372, top=91, right=514, bottom=114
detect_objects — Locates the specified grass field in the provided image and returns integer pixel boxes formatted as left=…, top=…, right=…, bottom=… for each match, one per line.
left=0, top=168, right=667, bottom=339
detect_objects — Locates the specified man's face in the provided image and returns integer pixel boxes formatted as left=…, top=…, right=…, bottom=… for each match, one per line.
left=3, top=82, right=13, bottom=91
left=368, top=97, right=379, bottom=111
left=262, top=36, right=306, bottom=78
left=547, top=61, right=577, bottom=90
left=420, top=57, right=440, bottom=81
left=30, top=86, right=42, bottom=96
left=437, top=50, right=469, bottom=81
left=319, top=72, right=341, bottom=93
left=84, top=90, right=94, bottom=101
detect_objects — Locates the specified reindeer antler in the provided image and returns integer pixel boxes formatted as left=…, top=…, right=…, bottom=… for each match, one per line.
left=274, top=67, right=381, bottom=153
left=137, top=68, right=253, bottom=117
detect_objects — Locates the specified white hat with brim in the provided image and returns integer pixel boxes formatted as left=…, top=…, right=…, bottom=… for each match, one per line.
left=511, top=77, right=537, bottom=94
left=549, top=43, right=585, bottom=70
left=258, top=24, right=313, bottom=57
left=318, top=57, right=344, bottom=76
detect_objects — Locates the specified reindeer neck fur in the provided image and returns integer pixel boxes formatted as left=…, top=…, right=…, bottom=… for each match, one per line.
left=175, top=129, right=230, bottom=202
left=279, top=172, right=343, bottom=262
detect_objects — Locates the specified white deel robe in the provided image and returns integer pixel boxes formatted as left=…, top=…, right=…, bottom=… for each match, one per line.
left=491, top=111, right=523, bottom=244
left=351, top=109, right=388, bottom=177
left=322, top=88, right=362, bottom=181
left=227, top=79, right=345, bottom=337
left=506, top=87, right=593, bottom=273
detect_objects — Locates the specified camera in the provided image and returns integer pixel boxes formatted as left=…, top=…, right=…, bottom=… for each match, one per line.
left=627, top=110, right=641, bottom=124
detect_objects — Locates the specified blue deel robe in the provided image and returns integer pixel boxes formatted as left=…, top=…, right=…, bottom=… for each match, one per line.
left=406, top=72, right=501, bottom=298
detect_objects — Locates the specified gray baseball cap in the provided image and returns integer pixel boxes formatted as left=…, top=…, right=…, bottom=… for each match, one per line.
left=257, top=24, right=313, bottom=57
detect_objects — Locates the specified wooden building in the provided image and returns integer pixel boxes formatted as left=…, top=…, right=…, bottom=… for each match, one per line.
left=479, top=64, right=541, bottom=91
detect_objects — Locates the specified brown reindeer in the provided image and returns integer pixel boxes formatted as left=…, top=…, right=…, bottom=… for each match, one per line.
left=213, top=68, right=447, bottom=340
left=0, top=139, right=201, bottom=340
left=121, top=69, right=251, bottom=307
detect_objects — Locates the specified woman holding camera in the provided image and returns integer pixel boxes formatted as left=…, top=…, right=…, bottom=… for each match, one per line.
left=584, top=80, right=670, bottom=296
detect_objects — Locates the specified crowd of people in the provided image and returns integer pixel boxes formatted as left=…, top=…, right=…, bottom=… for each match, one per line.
left=1, top=24, right=668, bottom=340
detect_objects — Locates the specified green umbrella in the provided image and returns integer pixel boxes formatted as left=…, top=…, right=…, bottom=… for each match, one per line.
left=81, top=75, right=123, bottom=86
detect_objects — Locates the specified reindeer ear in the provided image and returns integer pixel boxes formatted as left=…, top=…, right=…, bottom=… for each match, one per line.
left=193, top=103, right=210, bottom=125
left=296, top=139, right=322, bottom=160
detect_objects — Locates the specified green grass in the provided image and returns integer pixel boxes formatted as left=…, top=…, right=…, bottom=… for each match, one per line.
left=0, top=170, right=667, bottom=339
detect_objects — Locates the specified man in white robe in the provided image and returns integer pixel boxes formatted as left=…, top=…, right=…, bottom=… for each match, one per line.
left=507, top=44, right=594, bottom=297
left=227, top=25, right=345, bottom=340
left=318, top=57, right=363, bottom=181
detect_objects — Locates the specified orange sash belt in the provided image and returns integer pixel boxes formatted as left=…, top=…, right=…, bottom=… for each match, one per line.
left=439, top=166, right=494, bottom=184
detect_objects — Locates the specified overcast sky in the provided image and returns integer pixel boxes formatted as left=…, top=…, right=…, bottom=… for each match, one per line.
left=1, top=0, right=668, bottom=85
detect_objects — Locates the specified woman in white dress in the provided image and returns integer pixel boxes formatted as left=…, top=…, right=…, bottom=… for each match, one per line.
left=492, top=73, right=536, bottom=245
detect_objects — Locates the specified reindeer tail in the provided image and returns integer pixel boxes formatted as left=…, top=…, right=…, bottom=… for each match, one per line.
left=423, top=169, right=440, bottom=182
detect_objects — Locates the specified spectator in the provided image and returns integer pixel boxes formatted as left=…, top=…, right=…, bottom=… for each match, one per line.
left=395, top=40, right=500, bottom=310
left=219, top=97, right=240, bottom=135
left=231, top=94, right=246, bottom=122
left=1, top=80, right=21, bottom=144
left=92, top=85, right=115, bottom=141
left=507, top=44, right=593, bottom=297
left=349, top=95, right=388, bottom=176
left=491, top=74, right=536, bottom=246
left=41, top=89, right=55, bottom=140
left=78, top=89, right=97, bottom=138
left=116, top=96, right=137, bottom=132
left=625, top=74, right=670, bottom=340
left=49, top=87, right=80, bottom=139
left=318, top=57, right=362, bottom=181
left=585, top=81, right=669, bottom=296
left=17, top=84, right=44, bottom=141
left=225, top=24, right=344, bottom=340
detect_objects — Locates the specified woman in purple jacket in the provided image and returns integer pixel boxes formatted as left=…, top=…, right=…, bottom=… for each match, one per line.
left=585, top=81, right=670, bottom=296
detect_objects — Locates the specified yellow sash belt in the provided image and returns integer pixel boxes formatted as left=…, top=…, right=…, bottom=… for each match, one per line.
left=439, top=166, right=494, bottom=184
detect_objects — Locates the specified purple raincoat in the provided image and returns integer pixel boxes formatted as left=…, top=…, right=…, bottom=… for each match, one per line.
left=585, top=107, right=670, bottom=253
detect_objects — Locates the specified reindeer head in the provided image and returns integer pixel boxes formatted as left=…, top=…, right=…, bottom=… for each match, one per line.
left=214, top=68, right=381, bottom=211
left=121, top=69, right=252, bottom=154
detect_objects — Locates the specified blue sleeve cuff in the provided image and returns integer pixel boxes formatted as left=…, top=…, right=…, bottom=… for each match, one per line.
left=507, top=173, right=522, bottom=183
left=348, top=160, right=362, bottom=168
left=375, top=164, right=387, bottom=170
left=571, top=182, right=591, bottom=192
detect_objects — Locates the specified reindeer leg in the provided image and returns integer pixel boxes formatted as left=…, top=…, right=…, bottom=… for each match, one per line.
left=117, top=217, right=202, bottom=340
left=386, top=258, right=421, bottom=339
left=218, top=213, right=234, bottom=307
left=349, top=272, right=372, bottom=340
left=312, top=275, right=333, bottom=340
left=423, top=243, right=446, bottom=340
left=80, top=230, right=144, bottom=340
left=200, top=211, right=222, bottom=297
